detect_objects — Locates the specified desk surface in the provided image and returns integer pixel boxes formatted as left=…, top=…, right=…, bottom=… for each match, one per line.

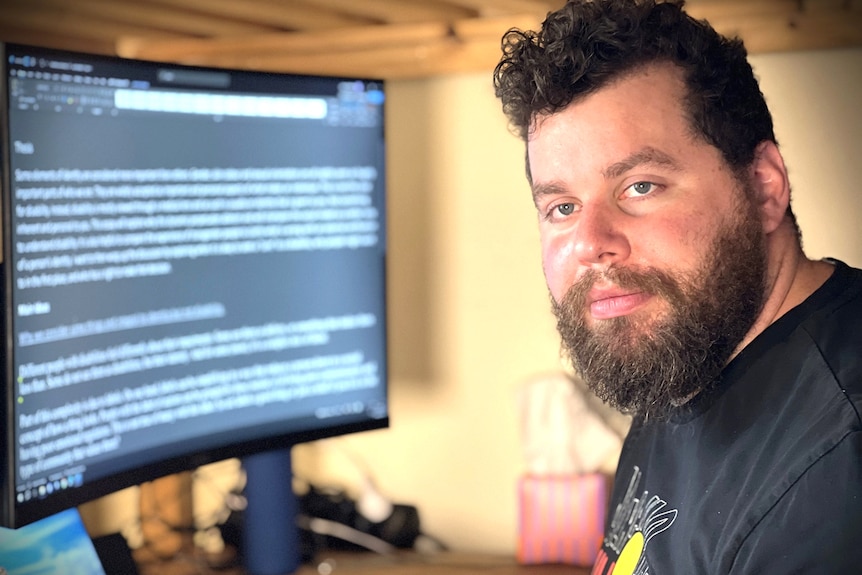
left=135, top=549, right=592, bottom=575
left=295, top=552, right=592, bottom=574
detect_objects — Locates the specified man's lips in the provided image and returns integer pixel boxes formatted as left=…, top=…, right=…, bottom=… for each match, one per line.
left=588, top=288, right=652, bottom=320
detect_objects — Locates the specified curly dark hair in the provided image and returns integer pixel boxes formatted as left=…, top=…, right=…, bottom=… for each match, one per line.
left=493, top=0, right=776, bottom=173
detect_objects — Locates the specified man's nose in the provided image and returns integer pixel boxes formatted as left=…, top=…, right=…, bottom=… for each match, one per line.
left=570, top=203, right=630, bottom=268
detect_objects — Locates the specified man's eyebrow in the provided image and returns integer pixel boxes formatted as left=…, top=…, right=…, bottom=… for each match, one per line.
left=530, top=181, right=568, bottom=206
left=602, top=146, right=681, bottom=180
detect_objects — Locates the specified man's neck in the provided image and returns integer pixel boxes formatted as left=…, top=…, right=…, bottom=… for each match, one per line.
left=732, top=238, right=834, bottom=361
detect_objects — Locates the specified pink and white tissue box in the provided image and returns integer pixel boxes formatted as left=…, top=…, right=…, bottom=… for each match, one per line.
left=516, top=473, right=607, bottom=566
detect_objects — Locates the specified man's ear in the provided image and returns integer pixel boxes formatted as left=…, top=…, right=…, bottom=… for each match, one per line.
left=750, top=140, right=790, bottom=234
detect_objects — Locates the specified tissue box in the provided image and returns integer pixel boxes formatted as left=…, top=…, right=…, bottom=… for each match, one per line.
left=517, top=473, right=607, bottom=566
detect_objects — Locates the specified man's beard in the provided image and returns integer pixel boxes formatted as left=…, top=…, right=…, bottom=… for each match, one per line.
left=552, top=190, right=767, bottom=422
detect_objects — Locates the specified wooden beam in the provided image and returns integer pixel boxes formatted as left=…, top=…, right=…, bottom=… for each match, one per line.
left=119, top=24, right=532, bottom=79
left=684, top=0, right=801, bottom=22
left=115, top=0, right=862, bottom=79
left=209, top=0, right=376, bottom=31
left=202, top=34, right=505, bottom=79
left=136, top=0, right=366, bottom=30
left=116, top=12, right=549, bottom=65
left=704, top=6, right=862, bottom=53
left=117, top=21, right=455, bottom=62
left=18, top=0, right=277, bottom=37
left=440, top=0, right=559, bottom=17
left=0, top=5, right=186, bottom=43
left=451, top=13, right=545, bottom=38
left=0, top=26, right=118, bottom=55
left=297, top=0, right=476, bottom=24
left=4, top=0, right=861, bottom=80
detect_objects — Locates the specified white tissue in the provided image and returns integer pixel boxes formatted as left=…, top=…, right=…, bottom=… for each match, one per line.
left=518, top=372, right=628, bottom=475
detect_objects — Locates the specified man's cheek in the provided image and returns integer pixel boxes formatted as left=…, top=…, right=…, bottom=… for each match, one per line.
left=542, top=239, right=577, bottom=302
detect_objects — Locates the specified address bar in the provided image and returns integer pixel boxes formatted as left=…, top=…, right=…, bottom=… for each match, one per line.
left=114, top=89, right=328, bottom=119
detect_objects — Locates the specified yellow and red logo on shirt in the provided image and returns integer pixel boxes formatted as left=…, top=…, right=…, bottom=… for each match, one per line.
left=591, top=466, right=678, bottom=575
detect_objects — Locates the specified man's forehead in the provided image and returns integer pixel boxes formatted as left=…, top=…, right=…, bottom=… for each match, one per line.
left=525, top=62, right=689, bottom=136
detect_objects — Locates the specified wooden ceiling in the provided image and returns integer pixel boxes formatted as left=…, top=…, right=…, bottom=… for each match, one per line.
left=1, top=0, right=861, bottom=79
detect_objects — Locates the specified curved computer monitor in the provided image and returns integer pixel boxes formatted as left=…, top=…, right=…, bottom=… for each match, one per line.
left=1, top=43, right=388, bottom=530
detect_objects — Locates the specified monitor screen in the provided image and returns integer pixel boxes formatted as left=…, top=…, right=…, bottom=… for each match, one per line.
left=1, top=43, right=388, bottom=529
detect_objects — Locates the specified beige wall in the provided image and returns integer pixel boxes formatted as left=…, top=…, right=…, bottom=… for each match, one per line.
left=293, top=69, right=566, bottom=552
left=82, top=47, right=862, bottom=553
left=752, top=49, right=862, bottom=266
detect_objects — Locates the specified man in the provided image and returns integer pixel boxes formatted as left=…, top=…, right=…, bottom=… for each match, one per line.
left=493, top=0, right=862, bottom=573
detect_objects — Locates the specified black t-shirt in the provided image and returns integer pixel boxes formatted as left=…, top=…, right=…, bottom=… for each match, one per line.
left=593, top=260, right=862, bottom=575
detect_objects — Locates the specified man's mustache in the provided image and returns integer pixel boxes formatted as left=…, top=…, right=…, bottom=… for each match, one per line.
left=561, top=266, right=687, bottom=314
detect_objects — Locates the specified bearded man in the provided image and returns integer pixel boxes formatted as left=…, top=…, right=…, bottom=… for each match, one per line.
left=494, top=1, right=862, bottom=572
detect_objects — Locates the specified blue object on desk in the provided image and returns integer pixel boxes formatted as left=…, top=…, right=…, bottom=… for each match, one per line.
left=0, top=508, right=106, bottom=575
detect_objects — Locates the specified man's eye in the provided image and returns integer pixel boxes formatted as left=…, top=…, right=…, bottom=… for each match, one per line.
left=628, top=181, right=654, bottom=196
left=555, top=203, right=575, bottom=216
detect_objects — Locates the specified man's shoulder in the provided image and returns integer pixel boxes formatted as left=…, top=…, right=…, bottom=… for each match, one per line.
left=815, top=258, right=862, bottom=309
left=796, top=259, right=862, bottom=393
left=801, top=259, right=862, bottom=320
